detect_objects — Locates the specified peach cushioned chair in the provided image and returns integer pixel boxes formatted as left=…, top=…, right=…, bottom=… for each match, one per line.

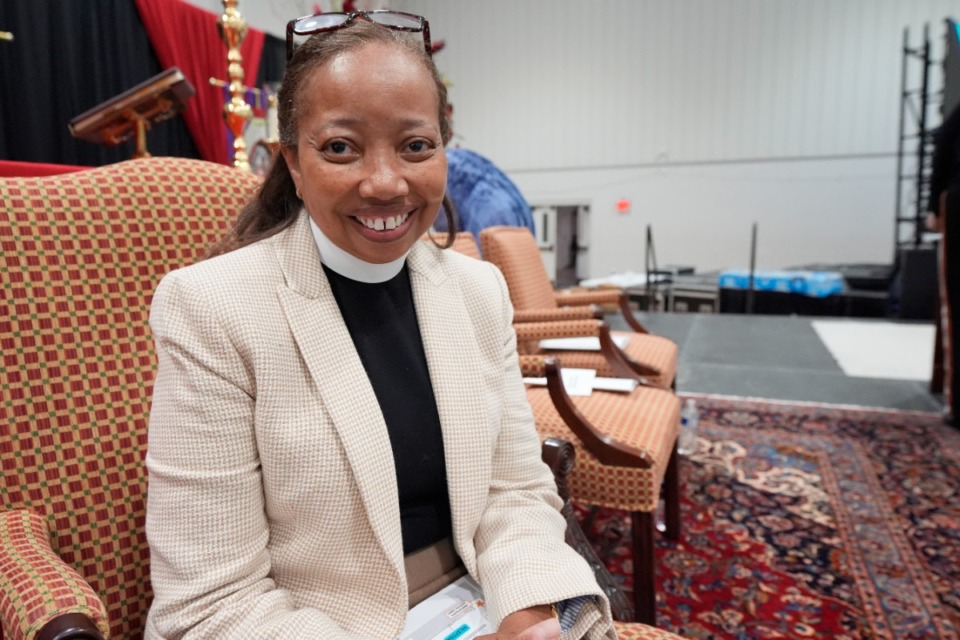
left=422, top=230, right=483, bottom=259
left=0, top=157, right=261, bottom=640
left=479, top=226, right=679, bottom=388
left=520, top=353, right=681, bottom=626
left=434, top=231, right=655, bottom=385
left=541, top=438, right=685, bottom=640
left=433, top=231, right=682, bottom=623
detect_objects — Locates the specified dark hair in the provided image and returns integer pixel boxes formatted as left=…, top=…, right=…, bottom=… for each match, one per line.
left=206, top=19, right=457, bottom=259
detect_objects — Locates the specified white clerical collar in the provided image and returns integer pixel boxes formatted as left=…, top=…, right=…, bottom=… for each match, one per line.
left=308, top=213, right=408, bottom=284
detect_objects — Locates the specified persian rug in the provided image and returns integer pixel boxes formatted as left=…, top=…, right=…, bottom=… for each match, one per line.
left=575, top=395, right=960, bottom=640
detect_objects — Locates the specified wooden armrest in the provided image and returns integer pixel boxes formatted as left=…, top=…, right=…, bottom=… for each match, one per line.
left=513, top=306, right=602, bottom=323
left=0, top=510, right=108, bottom=640
left=541, top=358, right=654, bottom=468
left=541, top=437, right=576, bottom=503
left=555, top=290, right=650, bottom=334
left=616, top=294, right=650, bottom=334
left=540, top=437, right=635, bottom=622
left=515, top=321, right=654, bottom=383
left=37, top=614, right=104, bottom=640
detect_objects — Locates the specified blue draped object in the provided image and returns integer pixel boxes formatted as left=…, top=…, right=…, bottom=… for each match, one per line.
left=436, top=148, right=535, bottom=237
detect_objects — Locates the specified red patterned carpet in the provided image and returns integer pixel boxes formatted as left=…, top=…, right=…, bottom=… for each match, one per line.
left=575, top=395, right=960, bottom=640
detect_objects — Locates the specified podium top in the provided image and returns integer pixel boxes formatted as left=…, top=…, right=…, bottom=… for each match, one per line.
left=68, top=67, right=195, bottom=146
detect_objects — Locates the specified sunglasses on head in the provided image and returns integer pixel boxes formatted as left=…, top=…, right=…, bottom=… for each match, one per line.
left=286, top=10, right=432, bottom=61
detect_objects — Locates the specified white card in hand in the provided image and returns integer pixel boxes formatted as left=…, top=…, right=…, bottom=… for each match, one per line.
left=399, top=574, right=492, bottom=640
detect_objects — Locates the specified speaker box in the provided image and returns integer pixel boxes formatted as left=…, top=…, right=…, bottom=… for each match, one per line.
left=895, top=247, right=937, bottom=320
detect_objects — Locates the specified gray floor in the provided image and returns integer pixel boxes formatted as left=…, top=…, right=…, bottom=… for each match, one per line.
left=608, top=311, right=943, bottom=413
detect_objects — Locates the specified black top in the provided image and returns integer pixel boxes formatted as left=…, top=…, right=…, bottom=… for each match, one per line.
left=323, top=263, right=452, bottom=554
left=929, top=104, right=960, bottom=213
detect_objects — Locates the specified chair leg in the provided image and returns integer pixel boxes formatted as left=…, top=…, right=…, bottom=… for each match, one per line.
left=631, top=510, right=657, bottom=625
left=663, top=443, right=681, bottom=541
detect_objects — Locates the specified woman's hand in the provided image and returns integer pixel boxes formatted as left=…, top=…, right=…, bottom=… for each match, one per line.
left=476, top=605, right=561, bottom=640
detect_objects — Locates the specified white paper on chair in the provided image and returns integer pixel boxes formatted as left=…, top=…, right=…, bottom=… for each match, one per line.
left=398, top=574, right=492, bottom=640
left=592, top=377, right=638, bottom=393
left=523, top=368, right=597, bottom=396
left=538, top=335, right=631, bottom=351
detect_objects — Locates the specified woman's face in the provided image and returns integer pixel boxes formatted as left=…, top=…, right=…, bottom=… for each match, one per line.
left=282, top=41, right=447, bottom=264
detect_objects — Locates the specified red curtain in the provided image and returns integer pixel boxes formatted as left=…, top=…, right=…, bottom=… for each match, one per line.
left=0, top=161, right=90, bottom=177
left=134, top=0, right=265, bottom=165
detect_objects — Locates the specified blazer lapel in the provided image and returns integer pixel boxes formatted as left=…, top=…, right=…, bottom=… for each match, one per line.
left=407, top=244, right=489, bottom=567
left=273, top=213, right=405, bottom=575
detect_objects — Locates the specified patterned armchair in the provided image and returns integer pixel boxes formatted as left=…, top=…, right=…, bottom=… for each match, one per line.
left=522, top=356, right=681, bottom=626
left=541, top=438, right=686, bottom=640
left=479, top=226, right=679, bottom=388
left=0, top=157, right=261, bottom=640
left=435, top=231, right=657, bottom=385
left=437, top=230, right=684, bottom=624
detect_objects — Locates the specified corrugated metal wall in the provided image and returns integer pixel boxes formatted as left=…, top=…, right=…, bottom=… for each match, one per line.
left=395, top=0, right=956, bottom=274
left=401, top=0, right=952, bottom=170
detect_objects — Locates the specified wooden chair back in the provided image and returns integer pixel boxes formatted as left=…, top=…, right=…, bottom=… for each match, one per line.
left=479, top=226, right=558, bottom=310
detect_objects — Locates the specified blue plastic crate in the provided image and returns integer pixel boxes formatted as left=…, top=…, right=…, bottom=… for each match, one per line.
left=718, top=269, right=845, bottom=298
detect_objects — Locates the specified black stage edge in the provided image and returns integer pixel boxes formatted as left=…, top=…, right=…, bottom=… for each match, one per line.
left=891, top=247, right=938, bottom=320
left=719, top=288, right=891, bottom=318
left=719, top=262, right=899, bottom=319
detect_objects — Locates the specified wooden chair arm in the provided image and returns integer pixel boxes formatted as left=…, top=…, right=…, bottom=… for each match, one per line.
left=541, top=358, right=655, bottom=469
left=36, top=614, right=104, bottom=640
left=541, top=437, right=636, bottom=623
left=554, top=290, right=650, bottom=334
left=515, top=321, right=655, bottom=384
left=541, top=437, right=576, bottom=503
left=0, top=510, right=108, bottom=640
left=617, top=293, right=650, bottom=334
left=513, top=306, right=602, bottom=323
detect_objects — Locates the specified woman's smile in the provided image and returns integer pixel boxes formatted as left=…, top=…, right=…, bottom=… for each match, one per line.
left=350, top=207, right=416, bottom=241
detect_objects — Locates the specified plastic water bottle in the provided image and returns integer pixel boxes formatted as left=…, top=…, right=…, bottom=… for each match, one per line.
left=678, top=398, right=699, bottom=455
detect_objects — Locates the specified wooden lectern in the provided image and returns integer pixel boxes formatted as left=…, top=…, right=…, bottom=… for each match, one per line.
left=68, top=67, right=195, bottom=159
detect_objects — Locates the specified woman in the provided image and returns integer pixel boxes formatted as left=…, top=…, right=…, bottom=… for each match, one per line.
left=928, top=104, right=960, bottom=427
left=144, top=11, right=613, bottom=639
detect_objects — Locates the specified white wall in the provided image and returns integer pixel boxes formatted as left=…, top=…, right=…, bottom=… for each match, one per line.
left=513, top=156, right=897, bottom=274
left=192, top=0, right=955, bottom=276
left=183, top=0, right=381, bottom=40
left=396, top=0, right=954, bottom=276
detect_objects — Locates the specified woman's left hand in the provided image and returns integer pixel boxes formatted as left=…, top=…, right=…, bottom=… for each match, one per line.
left=476, top=605, right=561, bottom=640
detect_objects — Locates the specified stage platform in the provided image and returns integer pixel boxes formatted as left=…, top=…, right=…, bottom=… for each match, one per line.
left=623, top=262, right=906, bottom=319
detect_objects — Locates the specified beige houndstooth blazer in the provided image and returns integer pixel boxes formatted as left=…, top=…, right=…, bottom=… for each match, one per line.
left=144, top=211, right=614, bottom=639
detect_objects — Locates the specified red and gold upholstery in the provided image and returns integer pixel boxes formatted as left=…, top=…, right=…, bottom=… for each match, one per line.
left=0, top=157, right=261, bottom=640
left=480, top=225, right=679, bottom=387
left=0, top=510, right=109, bottom=640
